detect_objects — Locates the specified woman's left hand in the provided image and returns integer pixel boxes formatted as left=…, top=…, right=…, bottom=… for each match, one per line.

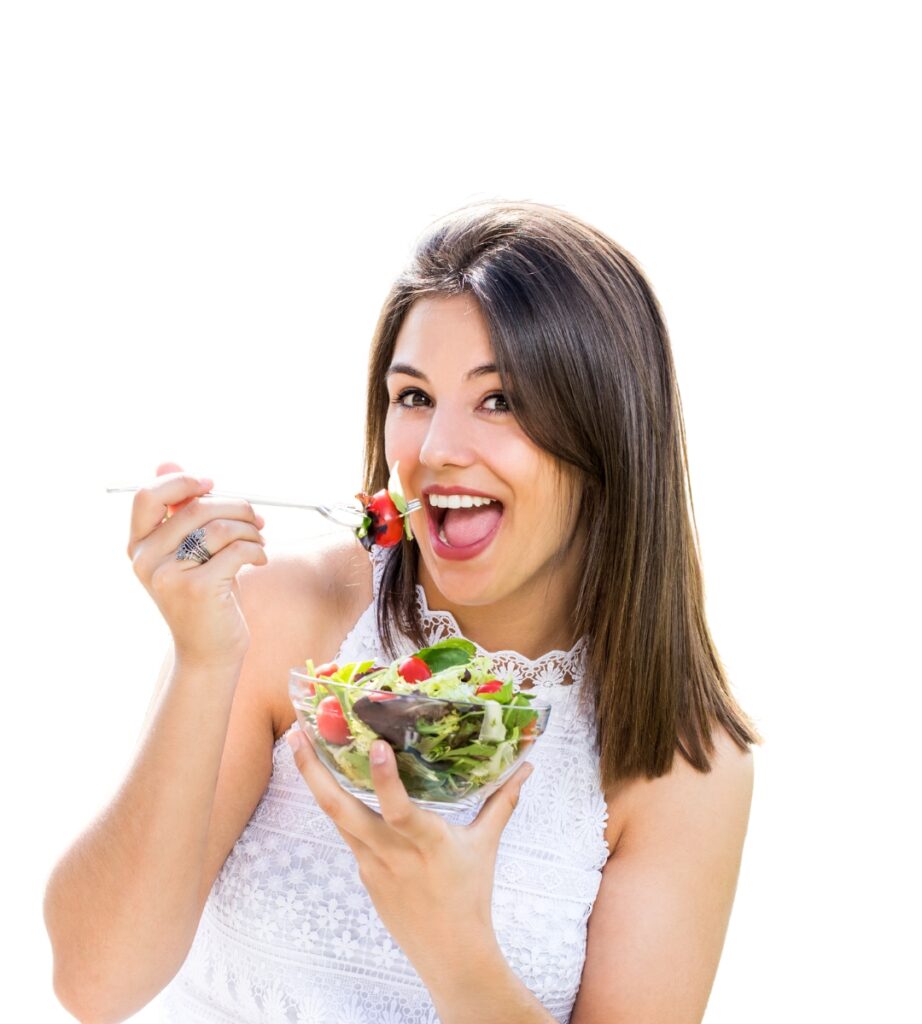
left=287, top=720, right=534, bottom=982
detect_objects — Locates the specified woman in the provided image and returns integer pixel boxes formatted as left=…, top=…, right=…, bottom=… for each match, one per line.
left=45, top=201, right=758, bottom=1023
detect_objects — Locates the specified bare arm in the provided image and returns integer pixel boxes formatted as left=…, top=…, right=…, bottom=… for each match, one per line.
left=44, top=651, right=273, bottom=1022
left=44, top=530, right=368, bottom=1024
left=570, top=728, right=755, bottom=1024
left=43, top=467, right=370, bottom=1022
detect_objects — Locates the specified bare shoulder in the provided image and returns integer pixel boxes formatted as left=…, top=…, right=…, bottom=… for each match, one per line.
left=572, top=727, right=754, bottom=1023
left=605, top=725, right=754, bottom=857
left=236, top=533, right=374, bottom=740
left=239, top=532, right=373, bottom=629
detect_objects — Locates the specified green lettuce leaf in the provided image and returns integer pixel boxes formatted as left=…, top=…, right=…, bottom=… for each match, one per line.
left=417, top=637, right=477, bottom=673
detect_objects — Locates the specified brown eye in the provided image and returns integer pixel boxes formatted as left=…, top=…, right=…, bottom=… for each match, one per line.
left=392, top=388, right=431, bottom=409
left=482, top=393, right=511, bottom=415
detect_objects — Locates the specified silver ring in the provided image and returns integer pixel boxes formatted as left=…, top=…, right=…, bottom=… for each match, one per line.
left=176, top=527, right=212, bottom=564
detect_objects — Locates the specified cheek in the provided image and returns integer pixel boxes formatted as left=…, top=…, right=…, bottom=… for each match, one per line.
left=384, top=414, right=421, bottom=468
left=525, top=458, right=580, bottom=542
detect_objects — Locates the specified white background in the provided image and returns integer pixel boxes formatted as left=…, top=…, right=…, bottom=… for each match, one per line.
left=2, top=2, right=918, bottom=1021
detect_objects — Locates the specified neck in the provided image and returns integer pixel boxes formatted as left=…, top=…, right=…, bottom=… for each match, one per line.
left=416, top=562, right=582, bottom=662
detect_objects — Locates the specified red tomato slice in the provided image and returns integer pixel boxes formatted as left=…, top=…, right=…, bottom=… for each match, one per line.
left=315, top=696, right=351, bottom=745
left=398, top=656, right=432, bottom=683
left=475, top=679, right=503, bottom=694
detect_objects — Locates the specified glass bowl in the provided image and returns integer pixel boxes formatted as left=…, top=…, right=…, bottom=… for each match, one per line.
left=288, top=668, right=551, bottom=814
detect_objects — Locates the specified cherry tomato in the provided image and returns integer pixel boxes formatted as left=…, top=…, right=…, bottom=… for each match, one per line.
left=366, top=489, right=404, bottom=547
left=305, top=661, right=339, bottom=696
left=398, top=655, right=432, bottom=683
left=315, top=696, right=351, bottom=745
left=475, top=679, right=503, bottom=694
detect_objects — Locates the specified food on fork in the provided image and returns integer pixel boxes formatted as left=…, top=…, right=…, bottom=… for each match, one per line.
left=355, top=462, right=415, bottom=550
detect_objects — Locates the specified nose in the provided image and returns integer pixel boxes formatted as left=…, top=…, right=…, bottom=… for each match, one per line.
left=418, top=403, right=477, bottom=471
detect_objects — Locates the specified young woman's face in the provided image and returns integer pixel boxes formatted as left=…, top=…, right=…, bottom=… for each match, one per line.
left=384, top=294, right=584, bottom=610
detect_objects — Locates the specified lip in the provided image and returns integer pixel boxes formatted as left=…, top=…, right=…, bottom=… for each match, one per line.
left=423, top=488, right=504, bottom=562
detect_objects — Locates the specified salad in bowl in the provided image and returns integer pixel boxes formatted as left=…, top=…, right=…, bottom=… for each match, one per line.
left=288, top=638, right=550, bottom=813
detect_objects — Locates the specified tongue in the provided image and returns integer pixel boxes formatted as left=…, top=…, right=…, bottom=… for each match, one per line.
left=442, top=504, right=502, bottom=547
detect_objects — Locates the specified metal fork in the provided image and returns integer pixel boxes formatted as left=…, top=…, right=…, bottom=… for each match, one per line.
left=106, top=487, right=423, bottom=530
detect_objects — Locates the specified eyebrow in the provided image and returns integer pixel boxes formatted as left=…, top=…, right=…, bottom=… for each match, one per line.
left=386, top=362, right=499, bottom=382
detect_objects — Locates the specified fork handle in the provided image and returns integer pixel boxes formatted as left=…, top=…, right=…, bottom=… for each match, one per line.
left=203, top=492, right=336, bottom=511
left=106, top=486, right=420, bottom=515
left=105, top=486, right=344, bottom=513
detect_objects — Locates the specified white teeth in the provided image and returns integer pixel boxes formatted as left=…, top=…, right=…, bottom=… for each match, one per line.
left=427, top=493, right=496, bottom=508
left=438, top=524, right=450, bottom=545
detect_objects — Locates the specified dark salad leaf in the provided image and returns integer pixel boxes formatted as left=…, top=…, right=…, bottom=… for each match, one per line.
left=352, top=694, right=454, bottom=748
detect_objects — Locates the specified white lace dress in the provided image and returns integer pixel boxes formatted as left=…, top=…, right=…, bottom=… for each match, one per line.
left=161, top=550, right=610, bottom=1024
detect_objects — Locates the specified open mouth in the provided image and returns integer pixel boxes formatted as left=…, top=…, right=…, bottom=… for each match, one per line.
left=426, top=495, right=504, bottom=550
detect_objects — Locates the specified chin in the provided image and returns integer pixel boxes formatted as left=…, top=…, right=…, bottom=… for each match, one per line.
left=418, top=554, right=504, bottom=608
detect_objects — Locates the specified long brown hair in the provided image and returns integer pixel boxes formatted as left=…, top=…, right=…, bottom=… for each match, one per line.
left=363, top=200, right=760, bottom=786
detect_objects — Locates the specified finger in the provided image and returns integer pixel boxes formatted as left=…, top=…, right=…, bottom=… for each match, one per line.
left=132, top=498, right=265, bottom=572
left=132, top=506, right=264, bottom=582
left=148, top=539, right=268, bottom=602
left=187, top=539, right=268, bottom=580
left=169, top=520, right=265, bottom=571
left=129, top=473, right=213, bottom=546
left=470, top=761, right=534, bottom=841
left=367, top=739, right=440, bottom=845
left=287, top=723, right=396, bottom=849
left=331, top=820, right=375, bottom=864
left=164, top=496, right=265, bottom=536
left=147, top=500, right=264, bottom=554
left=157, top=462, right=197, bottom=518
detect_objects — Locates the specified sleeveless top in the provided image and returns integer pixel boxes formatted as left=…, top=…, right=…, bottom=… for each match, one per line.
left=161, top=548, right=610, bottom=1024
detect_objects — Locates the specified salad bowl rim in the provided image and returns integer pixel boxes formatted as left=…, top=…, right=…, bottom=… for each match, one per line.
left=287, top=666, right=552, bottom=712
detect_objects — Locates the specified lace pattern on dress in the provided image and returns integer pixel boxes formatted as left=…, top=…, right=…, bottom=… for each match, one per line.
left=162, top=545, right=610, bottom=1024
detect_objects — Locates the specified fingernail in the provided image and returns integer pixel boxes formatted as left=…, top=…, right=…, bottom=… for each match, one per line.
left=287, top=730, right=307, bottom=753
left=255, top=514, right=266, bottom=529
left=199, top=477, right=214, bottom=491
left=371, top=740, right=388, bottom=765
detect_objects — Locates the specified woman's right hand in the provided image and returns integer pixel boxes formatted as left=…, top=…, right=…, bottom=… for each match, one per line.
left=127, top=463, right=268, bottom=671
